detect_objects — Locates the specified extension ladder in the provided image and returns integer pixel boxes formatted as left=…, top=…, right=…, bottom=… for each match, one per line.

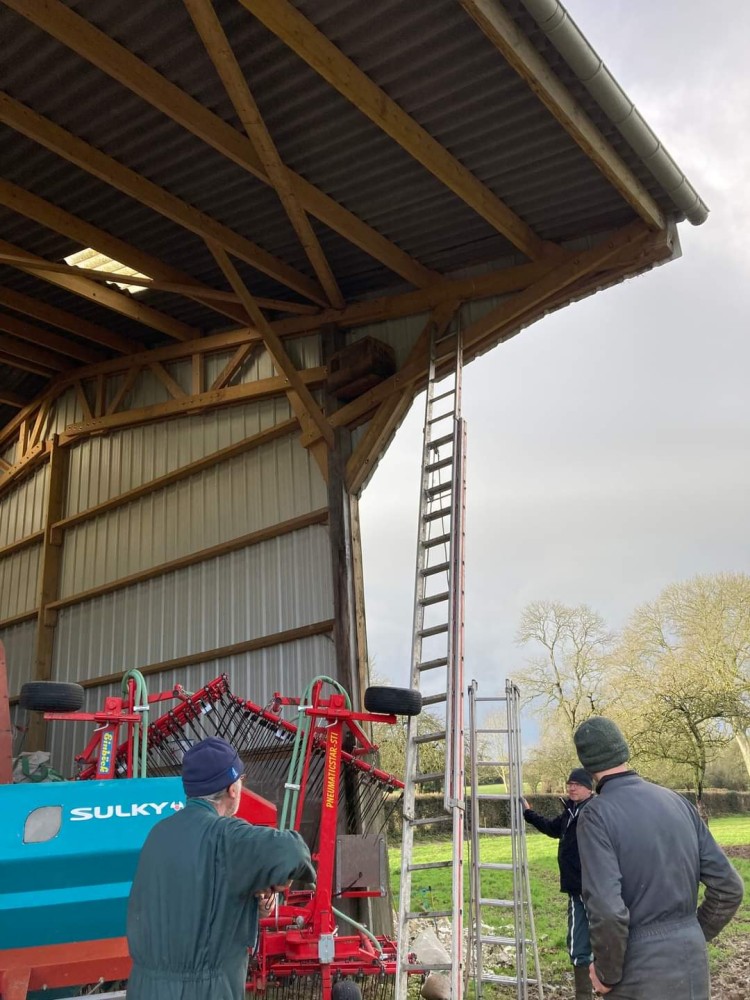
left=467, top=680, right=543, bottom=1000
left=395, top=325, right=467, bottom=1000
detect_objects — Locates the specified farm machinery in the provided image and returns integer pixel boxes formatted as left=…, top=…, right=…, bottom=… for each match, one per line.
left=0, top=642, right=423, bottom=1000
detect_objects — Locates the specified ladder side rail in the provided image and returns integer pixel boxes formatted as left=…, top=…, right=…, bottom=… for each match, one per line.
left=468, top=680, right=484, bottom=1000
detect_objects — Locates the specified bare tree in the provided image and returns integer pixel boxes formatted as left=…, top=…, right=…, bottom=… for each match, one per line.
left=515, top=600, right=614, bottom=737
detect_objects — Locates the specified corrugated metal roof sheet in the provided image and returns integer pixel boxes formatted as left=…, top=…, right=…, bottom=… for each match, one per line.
left=0, top=0, right=702, bottom=423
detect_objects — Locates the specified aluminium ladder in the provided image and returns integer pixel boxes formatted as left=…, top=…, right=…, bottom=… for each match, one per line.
left=468, top=680, right=543, bottom=1000
left=395, top=325, right=467, bottom=1000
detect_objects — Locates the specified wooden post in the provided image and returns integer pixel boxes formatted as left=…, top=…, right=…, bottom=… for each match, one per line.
left=27, top=438, right=69, bottom=750
left=0, top=641, right=13, bottom=783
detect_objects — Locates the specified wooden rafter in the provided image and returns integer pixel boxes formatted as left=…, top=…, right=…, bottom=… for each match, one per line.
left=73, top=382, right=93, bottom=422
left=0, top=283, right=139, bottom=355
left=0, top=179, right=317, bottom=321
left=0, top=238, right=193, bottom=345
left=0, top=389, right=26, bottom=409
left=0, top=93, right=327, bottom=307
left=0, top=309, right=104, bottom=365
left=185, top=0, right=345, bottom=310
left=6, top=0, right=438, bottom=290
left=106, top=366, right=141, bottom=417
left=0, top=332, right=70, bottom=373
left=458, top=0, right=665, bottom=231
left=240, top=0, right=555, bottom=262
left=208, top=241, right=335, bottom=449
left=209, top=344, right=258, bottom=392
left=149, top=361, right=187, bottom=400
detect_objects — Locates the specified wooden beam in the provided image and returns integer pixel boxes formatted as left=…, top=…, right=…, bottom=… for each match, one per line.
left=105, top=366, right=140, bottom=416
left=48, top=508, right=328, bottom=611
left=0, top=530, right=44, bottom=561
left=240, top=0, right=555, bottom=261
left=0, top=441, right=51, bottom=500
left=209, top=344, right=256, bottom=391
left=191, top=352, right=204, bottom=396
left=185, top=0, right=345, bottom=310
left=27, top=439, right=69, bottom=750
left=54, top=418, right=298, bottom=535
left=0, top=332, right=70, bottom=373
left=0, top=94, right=326, bottom=306
left=0, top=609, right=39, bottom=631
left=0, top=641, right=13, bottom=784
left=28, top=399, right=52, bottom=451
left=346, top=302, right=458, bottom=493
left=0, top=350, right=55, bottom=377
left=73, top=382, right=93, bottom=422
left=0, top=389, right=26, bottom=409
left=59, top=366, right=326, bottom=440
left=208, top=242, right=335, bottom=448
left=149, top=361, right=187, bottom=400
left=6, top=0, right=438, bottom=290
left=458, top=0, right=666, bottom=230
left=0, top=310, right=104, bottom=365
left=0, top=284, right=139, bottom=355
left=0, top=179, right=318, bottom=321
left=0, top=238, right=193, bottom=345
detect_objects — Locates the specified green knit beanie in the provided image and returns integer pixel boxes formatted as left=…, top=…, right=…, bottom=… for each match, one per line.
left=574, top=717, right=630, bottom=773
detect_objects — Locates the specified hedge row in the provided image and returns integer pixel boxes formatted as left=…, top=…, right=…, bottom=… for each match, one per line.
left=385, top=788, right=750, bottom=839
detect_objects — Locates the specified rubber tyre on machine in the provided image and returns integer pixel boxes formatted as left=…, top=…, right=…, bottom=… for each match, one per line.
left=19, top=681, right=85, bottom=713
left=332, top=980, right=363, bottom=1000
left=364, top=685, right=422, bottom=717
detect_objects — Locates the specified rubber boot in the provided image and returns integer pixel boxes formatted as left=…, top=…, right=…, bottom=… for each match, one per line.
left=574, top=964, right=593, bottom=999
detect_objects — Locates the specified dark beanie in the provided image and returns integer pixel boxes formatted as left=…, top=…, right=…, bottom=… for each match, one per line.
left=567, top=767, right=594, bottom=790
left=182, top=736, right=243, bottom=797
left=574, top=717, right=630, bottom=773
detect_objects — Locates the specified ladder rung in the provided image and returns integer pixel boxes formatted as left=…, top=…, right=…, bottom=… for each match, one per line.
left=424, top=505, right=452, bottom=522
left=421, top=693, right=447, bottom=707
left=428, top=433, right=454, bottom=449
left=479, top=898, right=515, bottom=908
left=479, top=862, right=514, bottom=871
left=421, top=561, right=449, bottom=576
left=430, top=389, right=455, bottom=403
left=409, top=815, right=452, bottom=828
left=413, top=730, right=446, bottom=744
left=481, top=935, right=519, bottom=946
left=425, top=533, right=451, bottom=548
left=476, top=793, right=510, bottom=801
left=417, top=623, right=448, bottom=638
left=403, top=964, right=453, bottom=974
left=418, top=657, right=448, bottom=672
left=476, top=727, right=508, bottom=734
left=477, top=760, right=508, bottom=767
left=408, top=860, right=453, bottom=872
left=478, top=827, right=512, bottom=835
left=414, top=771, right=444, bottom=783
left=426, top=482, right=452, bottom=498
left=420, top=591, right=449, bottom=607
left=406, top=909, right=453, bottom=920
left=426, top=457, right=453, bottom=473
left=475, top=696, right=507, bottom=703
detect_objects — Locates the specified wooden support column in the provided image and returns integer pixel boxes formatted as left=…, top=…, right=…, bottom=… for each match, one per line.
left=0, top=641, right=13, bottom=783
left=27, top=438, right=69, bottom=750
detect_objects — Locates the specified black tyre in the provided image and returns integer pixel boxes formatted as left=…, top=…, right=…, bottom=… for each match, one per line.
left=364, top=685, right=422, bottom=717
left=332, top=981, right=362, bottom=1000
left=19, top=681, right=84, bottom=713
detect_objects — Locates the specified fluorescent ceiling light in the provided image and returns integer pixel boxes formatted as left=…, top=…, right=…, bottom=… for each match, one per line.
left=63, top=248, right=150, bottom=295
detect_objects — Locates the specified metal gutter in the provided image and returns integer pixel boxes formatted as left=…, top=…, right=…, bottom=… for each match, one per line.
left=519, top=0, right=709, bottom=224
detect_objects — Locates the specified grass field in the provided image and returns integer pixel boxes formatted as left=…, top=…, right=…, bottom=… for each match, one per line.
left=389, top=815, right=750, bottom=984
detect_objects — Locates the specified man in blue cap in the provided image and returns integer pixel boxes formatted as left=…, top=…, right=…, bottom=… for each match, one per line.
left=127, top=735, right=315, bottom=1000
left=523, top=767, right=595, bottom=998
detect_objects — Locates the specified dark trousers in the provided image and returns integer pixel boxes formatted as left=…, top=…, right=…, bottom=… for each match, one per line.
left=567, top=893, right=593, bottom=967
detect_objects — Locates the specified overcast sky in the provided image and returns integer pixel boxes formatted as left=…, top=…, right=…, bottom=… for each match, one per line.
left=358, top=0, right=750, bottom=739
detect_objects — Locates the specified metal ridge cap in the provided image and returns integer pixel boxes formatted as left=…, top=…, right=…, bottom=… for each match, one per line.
left=518, top=0, right=709, bottom=225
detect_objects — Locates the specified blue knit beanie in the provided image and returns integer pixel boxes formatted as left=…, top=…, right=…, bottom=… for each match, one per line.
left=182, top=736, right=243, bottom=797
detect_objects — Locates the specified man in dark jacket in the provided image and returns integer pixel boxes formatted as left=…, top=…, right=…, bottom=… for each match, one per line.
left=574, top=717, right=744, bottom=999
left=523, top=767, right=595, bottom=998
left=127, top=736, right=315, bottom=1000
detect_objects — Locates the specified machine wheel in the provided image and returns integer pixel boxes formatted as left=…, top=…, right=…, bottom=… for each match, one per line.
left=19, top=681, right=84, bottom=713
left=364, top=685, right=422, bottom=717
left=332, top=981, right=363, bottom=1000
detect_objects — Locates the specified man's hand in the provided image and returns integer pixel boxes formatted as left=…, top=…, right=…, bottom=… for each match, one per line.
left=589, top=963, right=611, bottom=995
left=522, top=798, right=530, bottom=811
left=257, top=892, right=275, bottom=915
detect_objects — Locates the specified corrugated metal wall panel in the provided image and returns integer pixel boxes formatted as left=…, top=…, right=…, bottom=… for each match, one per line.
left=0, top=619, right=37, bottom=693
left=52, top=523, right=333, bottom=685
left=0, top=463, right=49, bottom=545
left=47, top=634, right=336, bottom=776
left=65, top=397, right=293, bottom=515
left=60, top=432, right=326, bottom=594
left=347, top=314, right=427, bottom=369
left=47, top=386, right=89, bottom=437
left=0, top=545, right=41, bottom=619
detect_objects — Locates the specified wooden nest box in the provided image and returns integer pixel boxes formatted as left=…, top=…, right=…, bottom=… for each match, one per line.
left=325, top=337, right=397, bottom=401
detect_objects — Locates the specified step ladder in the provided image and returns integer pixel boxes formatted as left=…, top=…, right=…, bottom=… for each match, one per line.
left=396, top=325, right=467, bottom=1000
left=468, top=680, right=543, bottom=1000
